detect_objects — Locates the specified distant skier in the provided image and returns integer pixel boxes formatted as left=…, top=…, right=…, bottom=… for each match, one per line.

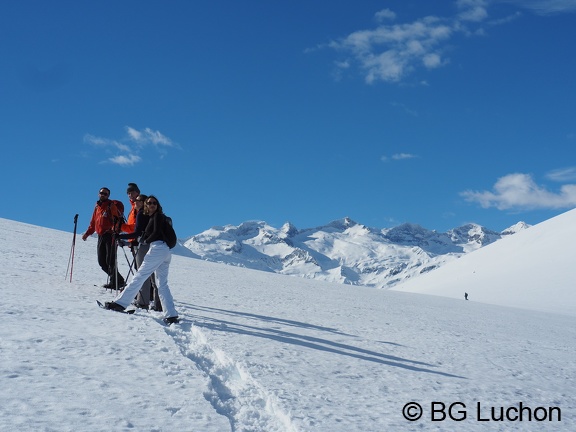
left=464, top=292, right=469, bottom=301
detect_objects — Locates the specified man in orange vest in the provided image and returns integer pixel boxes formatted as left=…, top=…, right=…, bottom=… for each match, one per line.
left=122, top=182, right=140, bottom=253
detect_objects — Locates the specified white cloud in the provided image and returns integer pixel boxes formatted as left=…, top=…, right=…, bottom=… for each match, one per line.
left=375, top=8, right=396, bottom=22
left=457, top=0, right=489, bottom=21
left=83, top=134, right=131, bottom=152
left=126, top=126, right=174, bottom=147
left=392, top=153, right=418, bottom=160
left=83, top=134, right=108, bottom=146
left=461, top=173, right=576, bottom=210
left=333, top=15, right=455, bottom=83
left=422, top=53, right=444, bottom=68
left=108, top=154, right=142, bottom=166
left=327, top=9, right=467, bottom=83
left=324, top=0, right=572, bottom=84
left=84, top=126, right=178, bottom=166
left=381, top=153, right=419, bottom=162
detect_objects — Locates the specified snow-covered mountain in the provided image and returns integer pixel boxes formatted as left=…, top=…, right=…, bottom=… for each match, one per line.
left=184, top=217, right=527, bottom=288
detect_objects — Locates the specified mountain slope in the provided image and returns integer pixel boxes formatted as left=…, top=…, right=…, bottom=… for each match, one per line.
left=393, top=208, right=576, bottom=316
left=184, top=217, right=526, bottom=289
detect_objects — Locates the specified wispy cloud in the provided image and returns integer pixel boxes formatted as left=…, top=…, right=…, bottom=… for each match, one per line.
left=323, top=0, right=573, bottom=84
left=546, top=166, right=576, bottom=182
left=374, top=8, right=397, bottom=22
left=456, top=0, right=489, bottom=22
left=84, top=126, right=178, bottom=166
left=381, top=153, right=419, bottom=162
left=390, top=101, right=419, bottom=117
left=84, top=134, right=132, bottom=153
left=125, top=127, right=174, bottom=147
left=109, top=154, right=142, bottom=166
left=460, top=172, right=576, bottom=210
left=499, top=0, right=576, bottom=15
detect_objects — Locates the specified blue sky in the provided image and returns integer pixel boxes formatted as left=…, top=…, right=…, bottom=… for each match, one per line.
left=2, top=0, right=576, bottom=238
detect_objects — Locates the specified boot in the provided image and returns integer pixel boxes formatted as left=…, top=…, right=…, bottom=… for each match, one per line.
left=164, top=316, right=180, bottom=325
left=112, top=273, right=126, bottom=289
left=104, top=302, right=126, bottom=312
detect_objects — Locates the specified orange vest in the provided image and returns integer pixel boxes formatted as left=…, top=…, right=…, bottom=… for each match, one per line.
left=121, top=201, right=137, bottom=233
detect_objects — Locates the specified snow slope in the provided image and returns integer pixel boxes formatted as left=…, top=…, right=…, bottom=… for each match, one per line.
left=393, top=208, right=576, bottom=316
left=1, top=217, right=575, bottom=431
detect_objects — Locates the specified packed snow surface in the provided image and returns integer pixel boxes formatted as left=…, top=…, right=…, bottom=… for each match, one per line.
left=1, top=216, right=575, bottom=431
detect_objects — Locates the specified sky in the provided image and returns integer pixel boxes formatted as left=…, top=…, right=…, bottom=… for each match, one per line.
left=2, top=216, right=575, bottom=431
left=2, top=0, right=576, bottom=238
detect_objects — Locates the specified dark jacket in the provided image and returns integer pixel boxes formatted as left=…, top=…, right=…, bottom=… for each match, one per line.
left=141, top=212, right=168, bottom=245
left=118, top=210, right=150, bottom=245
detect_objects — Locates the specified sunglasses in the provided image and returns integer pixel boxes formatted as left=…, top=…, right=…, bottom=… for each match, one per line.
left=146, top=201, right=158, bottom=206
left=99, top=191, right=109, bottom=196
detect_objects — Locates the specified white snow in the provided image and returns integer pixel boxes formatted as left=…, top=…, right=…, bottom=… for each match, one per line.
left=1, top=215, right=575, bottom=431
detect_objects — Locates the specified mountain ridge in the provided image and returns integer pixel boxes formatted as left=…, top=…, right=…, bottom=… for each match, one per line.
left=183, top=217, right=529, bottom=288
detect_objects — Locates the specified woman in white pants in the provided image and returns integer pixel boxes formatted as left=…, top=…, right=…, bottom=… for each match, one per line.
left=105, top=196, right=179, bottom=324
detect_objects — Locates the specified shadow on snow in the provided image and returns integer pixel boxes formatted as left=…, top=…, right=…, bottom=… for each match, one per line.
left=178, top=302, right=466, bottom=379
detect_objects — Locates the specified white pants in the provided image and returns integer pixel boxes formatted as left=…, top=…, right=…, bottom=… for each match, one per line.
left=114, top=241, right=178, bottom=318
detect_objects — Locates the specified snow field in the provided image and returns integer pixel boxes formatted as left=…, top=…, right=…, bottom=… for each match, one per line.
left=1, top=217, right=575, bottom=431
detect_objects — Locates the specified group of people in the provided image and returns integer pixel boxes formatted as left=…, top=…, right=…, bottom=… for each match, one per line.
left=81, top=183, right=179, bottom=324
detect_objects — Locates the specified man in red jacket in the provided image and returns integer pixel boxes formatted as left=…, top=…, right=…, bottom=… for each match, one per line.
left=82, top=187, right=126, bottom=289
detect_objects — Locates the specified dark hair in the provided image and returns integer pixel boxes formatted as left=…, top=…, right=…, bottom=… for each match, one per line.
left=136, top=194, right=149, bottom=214
left=145, top=195, right=163, bottom=214
left=100, top=187, right=111, bottom=194
left=127, top=183, right=140, bottom=193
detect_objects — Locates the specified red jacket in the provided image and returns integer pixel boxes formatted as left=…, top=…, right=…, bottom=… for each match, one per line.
left=84, top=199, right=124, bottom=236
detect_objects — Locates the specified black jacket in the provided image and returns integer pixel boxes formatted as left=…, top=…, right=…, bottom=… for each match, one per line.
left=141, top=212, right=167, bottom=245
left=118, top=210, right=150, bottom=244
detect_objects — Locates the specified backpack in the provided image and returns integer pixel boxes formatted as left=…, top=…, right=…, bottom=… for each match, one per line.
left=163, top=215, right=177, bottom=249
left=108, top=200, right=126, bottom=231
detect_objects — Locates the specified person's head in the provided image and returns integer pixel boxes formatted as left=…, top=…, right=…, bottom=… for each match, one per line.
left=98, top=187, right=111, bottom=202
left=127, top=183, right=140, bottom=203
left=135, top=194, right=148, bottom=214
left=145, top=195, right=162, bottom=215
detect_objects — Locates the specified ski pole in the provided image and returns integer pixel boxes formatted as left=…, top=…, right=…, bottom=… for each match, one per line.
left=125, top=244, right=140, bottom=283
left=119, top=241, right=136, bottom=279
left=114, top=236, right=119, bottom=295
left=65, top=214, right=79, bottom=282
